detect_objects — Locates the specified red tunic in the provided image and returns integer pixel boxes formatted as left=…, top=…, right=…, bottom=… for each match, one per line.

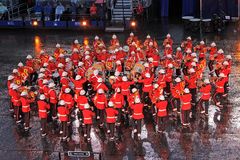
left=180, top=94, right=192, bottom=110
left=156, top=100, right=168, bottom=117
left=82, top=109, right=95, bottom=124
left=58, top=106, right=69, bottom=122
left=20, top=97, right=32, bottom=112
left=49, top=89, right=57, bottom=104
left=93, top=94, right=107, bottom=110
left=9, top=89, right=21, bottom=106
left=37, top=100, right=50, bottom=118
left=60, top=93, right=74, bottom=109
left=105, top=108, right=118, bottom=123
left=200, top=84, right=211, bottom=100
left=138, top=76, right=154, bottom=92
left=111, top=93, right=124, bottom=108
left=131, top=103, right=144, bottom=120
left=76, top=95, right=88, bottom=110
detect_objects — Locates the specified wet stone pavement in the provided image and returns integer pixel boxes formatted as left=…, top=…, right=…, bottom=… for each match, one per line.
left=0, top=23, right=240, bottom=160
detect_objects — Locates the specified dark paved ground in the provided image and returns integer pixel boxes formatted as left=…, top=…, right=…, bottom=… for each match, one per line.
left=0, top=21, right=240, bottom=160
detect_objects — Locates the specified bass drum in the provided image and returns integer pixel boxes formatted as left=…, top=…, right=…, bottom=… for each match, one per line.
left=85, top=62, right=105, bottom=80
left=130, top=61, right=145, bottom=79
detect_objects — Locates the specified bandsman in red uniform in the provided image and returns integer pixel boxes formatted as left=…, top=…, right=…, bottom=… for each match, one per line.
left=155, top=95, right=168, bottom=132
left=110, top=34, right=120, bottom=47
left=163, top=33, right=173, bottom=47
left=60, top=88, right=74, bottom=110
left=71, top=48, right=80, bottom=66
left=93, top=89, right=107, bottom=128
left=82, top=103, right=95, bottom=142
left=54, top=43, right=64, bottom=59
left=9, top=84, right=22, bottom=123
left=170, top=77, right=183, bottom=116
left=37, top=94, right=50, bottom=136
left=75, top=90, right=88, bottom=121
left=130, top=98, right=144, bottom=139
left=110, top=88, right=124, bottom=126
left=165, top=63, right=174, bottom=95
left=184, top=68, right=197, bottom=119
left=144, top=35, right=153, bottom=47
left=57, top=100, right=69, bottom=141
left=208, top=42, right=217, bottom=76
left=60, top=71, right=70, bottom=91
left=157, top=69, right=167, bottom=93
left=105, top=101, right=118, bottom=140
left=71, top=75, right=87, bottom=94
left=213, top=73, right=226, bottom=108
left=20, top=91, right=34, bottom=131
left=48, top=82, right=58, bottom=120
left=180, top=88, right=192, bottom=126
left=181, top=36, right=192, bottom=52
left=138, top=73, right=154, bottom=105
left=199, top=79, right=211, bottom=116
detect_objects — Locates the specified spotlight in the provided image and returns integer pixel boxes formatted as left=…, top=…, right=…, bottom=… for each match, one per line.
left=81, top=20, right=88, bottom=27
left=32, top=20, right=38, bottom=26
left=130, top=20, right=136, bottom=28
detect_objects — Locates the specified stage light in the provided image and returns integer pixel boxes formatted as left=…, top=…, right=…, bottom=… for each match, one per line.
left=130, top=20, right=136, bottom=27
left=81, top=20, right=88, bottom=27
left=32, top=20, right=38, bottom=26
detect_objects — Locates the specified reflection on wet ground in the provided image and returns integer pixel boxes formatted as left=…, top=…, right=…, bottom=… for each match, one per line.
left=0, top=21, right=240, bottom=159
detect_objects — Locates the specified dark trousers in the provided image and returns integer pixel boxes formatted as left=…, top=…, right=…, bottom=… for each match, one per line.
left=107, top=123, right=115, bottom=138
left=213, top=92, right=223, bottom=106
left=116, top=108, right=122, bottom=124
left=157, top=117, right=166, bottom=132
left=134, top=119, right=142, bottom=134
left=62, top=121, right=68, bottom=138
left=50, top=103, right=57, bottom=118
left=96, top=109, right=104, bottom=127
left=84, top=124, right=91, bottom=139
left=190, top=88, right=197, bottom=116
left=176, top=68, right=181, bottom=76
left=208, top=60, right=214, bottom=76
left=142, top=92, right=150, bottom=105
left=24, top=112, right=30, bottom=129
left=14, top=106, right=20, bottom=122
left=199, top=99, right=209, bottom=115
left=166, top=82, right=171, bottom=95
left=181, top=109, right=190, bottom=124
left=170, top=97, right=180, bottom=112
left=41, top=118, right=47, bottom=134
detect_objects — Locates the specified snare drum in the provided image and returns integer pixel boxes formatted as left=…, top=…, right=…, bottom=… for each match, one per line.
left=182, top=16, right=194, bottom=29
left=202, top=19, right=212, bottom=32
left=189, top=18, right=201, bottom=32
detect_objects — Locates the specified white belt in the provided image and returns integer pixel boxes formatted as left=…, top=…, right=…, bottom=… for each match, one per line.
left=13, top=99, right=19, bottom=102
left=39, top=109, right=46, bottom=112
left=122, top=89, right=128, bottom=91
left=65, top=102, right=71, bottom=104
left=158, top=109, right=166, bottom=112
left=144, top=84, right=152, bottom=87
left=134, top=113, right=142, bottom=116
left=217, top=86, right=223, bottom=88
left=84, top=117, right=91, bottom=120
left=203, top=93, right=210, bottom=95
left=97, top=102, right=104, bottom=104
left=183, top=102, right=190, bottom=105
left=76, top=87, right=82, bottom=90
left=115, top=102, right=121, bottom=104
left=79, top=103, right=85, bottom=106
left=50, top=97, right=56, bottom=100
left=58, top=114, right=67, bottom=117
left=107, top=116, right=116, bottom=119
left=22, top=105, right=29, bottom=108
